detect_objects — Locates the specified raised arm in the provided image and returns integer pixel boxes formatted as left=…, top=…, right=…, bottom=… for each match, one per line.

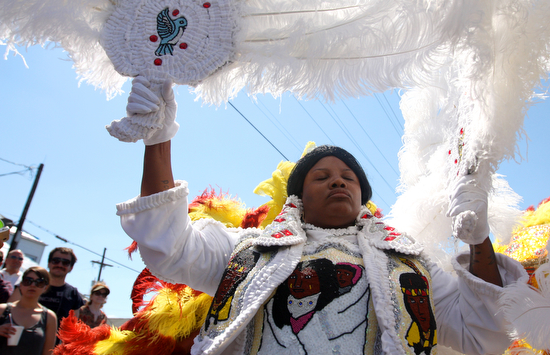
left=447, top=169, right=503, bottom=286
left=142, top=142, right=175, bottom=196
left=469, top=237, right=502, bottom=286
left=120, top=76, right=179, bottom=197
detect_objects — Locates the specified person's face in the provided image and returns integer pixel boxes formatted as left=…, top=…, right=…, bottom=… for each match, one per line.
left=288, top=267, right=320, bottom=298
left=301, top=156, right=362, bottom=228
left=91, top=289, right=109, bottom=306
left=405, top=294, right=431, bottom=332
left=6, top=251, right=24, bottom=270
left=20, top=271, right=48, bottom=297
left=48, top=251, right=73, bottom=277
left=336, top=267, right=355, bottom=288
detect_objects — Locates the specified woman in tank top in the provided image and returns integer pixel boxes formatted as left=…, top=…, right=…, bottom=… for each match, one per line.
left=0, top=266, right=57, bottom=355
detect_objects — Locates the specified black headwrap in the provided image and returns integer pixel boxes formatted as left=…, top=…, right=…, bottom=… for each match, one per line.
left=287, top=145, right=372, bottom=205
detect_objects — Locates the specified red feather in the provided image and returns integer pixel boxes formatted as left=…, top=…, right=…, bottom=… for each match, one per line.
left=240, top=205, right=270, bottom=229
left=54, top=311, right=111, bottom=355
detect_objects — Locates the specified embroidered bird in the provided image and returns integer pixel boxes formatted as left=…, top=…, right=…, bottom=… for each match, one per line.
left=155, top=8, right=187, bottom=56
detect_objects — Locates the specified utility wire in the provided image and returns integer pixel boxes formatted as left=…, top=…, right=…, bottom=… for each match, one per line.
left=0, top=157, right=35, bottom=178
left=293, top=97, right=335, bottom=144
left=229, top=101, right=289, bottom=160
left=23, top=219, right=141, bottom=274
left=0, top=169, right=33, bottom=177
left=0, top=157, right=34, bottom=169
left=339, top=101, right=399, bottom=176
left=320, top=102, right=396, bottom=194
left=373, top=93, right=402, bottom=137
left=54, top=235, right=141, bottom=274
left=295, top=99, right=395, bottom=205
left=382, top=93, right=404, bottom=131
left=250, top=97, right=302, bottom=153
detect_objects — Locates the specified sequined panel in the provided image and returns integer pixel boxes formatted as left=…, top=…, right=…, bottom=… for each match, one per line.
left=387, top=253, right=437, bottom=355
left=254, top=242, right=371, bottom=355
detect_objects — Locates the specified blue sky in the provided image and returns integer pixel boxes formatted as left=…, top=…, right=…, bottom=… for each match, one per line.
left=1, top=44, right=549, bottom=319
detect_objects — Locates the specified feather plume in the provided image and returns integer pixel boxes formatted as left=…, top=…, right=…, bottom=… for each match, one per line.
left=54, top=311, right=113, bottom=355
left=500, top=263, right=550, bottom=351
left=387, top=0, right=550, bottom=270
left=0, top=0, right=125, bottom=98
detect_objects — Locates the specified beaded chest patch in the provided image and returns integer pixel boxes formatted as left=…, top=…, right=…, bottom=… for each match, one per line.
left=252, top=243, right=372, bottom=355
left=387, top=253, right=437, bottom=355
left=102, top=0, right=236, bottom=85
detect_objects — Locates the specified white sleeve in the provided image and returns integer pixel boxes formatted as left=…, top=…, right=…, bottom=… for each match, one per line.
left=431, top=252, right=528, bottom=355
left=116, top=180, right=239, bottom=296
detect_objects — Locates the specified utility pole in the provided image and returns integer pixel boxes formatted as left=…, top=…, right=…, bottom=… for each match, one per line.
left=7, top=163, right=44, bottom=255
left=91, top=248, right=113, bottom=283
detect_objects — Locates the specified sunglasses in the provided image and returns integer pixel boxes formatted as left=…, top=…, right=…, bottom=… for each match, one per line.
left=9, top=255, right=24, bottom=261
left=93, top=291, right=109, bottom=297
left=21, top=277, right=48, bottom=288
left=50, top=257, right=71, bottom=266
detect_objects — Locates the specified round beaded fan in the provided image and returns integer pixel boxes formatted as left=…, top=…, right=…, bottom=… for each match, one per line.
left=102, top=0, right=237, bottom=141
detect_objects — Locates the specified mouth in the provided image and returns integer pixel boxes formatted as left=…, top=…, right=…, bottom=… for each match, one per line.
left=328, top=189, right=350, bottom=199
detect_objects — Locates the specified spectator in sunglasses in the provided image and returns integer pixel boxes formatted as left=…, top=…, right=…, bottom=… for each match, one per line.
left=0, top=250, right=24, bottom=287
left=0, top=266, right=57, bottom=355
left=74, top=282, right=110, bottom=328
left=38, top=247, right=84, bottom=344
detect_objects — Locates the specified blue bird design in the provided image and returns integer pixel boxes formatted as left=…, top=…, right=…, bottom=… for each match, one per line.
left=155, top=8, right=188, bottom=56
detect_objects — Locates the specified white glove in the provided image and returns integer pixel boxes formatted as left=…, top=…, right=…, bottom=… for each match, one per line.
left=140, top=78, right=179, bottom=145
left=447, top=172, right=490, bottom=245
left=106, top=76, right=179, bottom=144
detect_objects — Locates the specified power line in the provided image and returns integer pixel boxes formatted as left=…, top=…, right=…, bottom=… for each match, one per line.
left=21, top=219, right=141, bottom=274
left=228, top=101, right=289, bottom=160
left=381, top=93, right=404, bottom=131
left=295, top=99, right=396, bottom=206
left=252, top=97, right=303, bottom=153
left=373, top=93, right=402, bottom=137
left=0, top=169, right=33, bottom=177
left=0, top=157, right=34, bottom=169
left=293, top=97, right=335, bottom=144
left=54, top=235, right=141, bottom=274
left=339, top=101, right=399, bottom=177
left=0, top=157, right=36, bottom=178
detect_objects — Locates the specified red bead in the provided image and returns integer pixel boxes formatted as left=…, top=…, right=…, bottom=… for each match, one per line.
left=454, top=159, right=458, bottom=164
left=460, top=128, right=464, bottom=135
left=274, top=217, right=286, bottom=223
left=384, top=226, right=395, bottom=231
left=150, top=35, right=158, bottom=42
left=172, top=9, right=180, bottom=16
left=272, top=232, right=283, bottom=239
left=180, top=43, right=188, bottom=49
left=203, top=2, right=211, bottom=8
left=282, top=229, right=292, bottom=236
left=154, top=58, right=162, bottom=66
left=448, top=150, right=451, bottom=155
left=389, top=232, right=401, bottom=236
left=384, top=236, right=396, bottom=241
left=286, top=203, right=297, bottom=208
left=361, top=214, right=370, bottom=219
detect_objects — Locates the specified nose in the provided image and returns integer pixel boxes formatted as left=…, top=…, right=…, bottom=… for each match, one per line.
left=330, top=176, right=346, bottom=188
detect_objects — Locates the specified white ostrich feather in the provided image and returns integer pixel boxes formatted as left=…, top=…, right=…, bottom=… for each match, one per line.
left=0, top=0, right=518, bottom=104
left=387, top=0, right=550, bottom=269
left=0, top=0, right=124, bottom=98
left=500, top=263, right=550, bottom=350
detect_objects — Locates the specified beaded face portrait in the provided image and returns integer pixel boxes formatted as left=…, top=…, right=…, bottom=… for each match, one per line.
left=205, top=248, right=260, bottom=330
left=398, top=258, right=437, bottom=355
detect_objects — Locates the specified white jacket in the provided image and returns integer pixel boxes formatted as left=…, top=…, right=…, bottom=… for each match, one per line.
left=117, top=181, right=527, bottom=355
